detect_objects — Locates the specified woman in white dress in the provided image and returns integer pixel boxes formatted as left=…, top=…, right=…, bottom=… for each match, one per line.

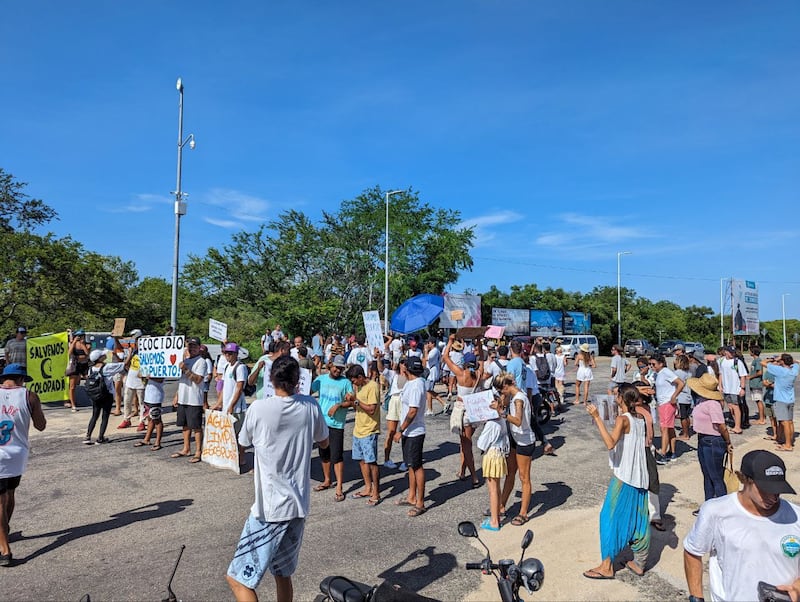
left=574, top=344, right=596, bottom=405
left=554, top=345, right=568, bottom=402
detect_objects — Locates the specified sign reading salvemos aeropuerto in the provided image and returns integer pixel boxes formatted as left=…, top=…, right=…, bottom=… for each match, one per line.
left=27, top=331, right=69, bottom=402
left=137, top=335, right=185, bottom=379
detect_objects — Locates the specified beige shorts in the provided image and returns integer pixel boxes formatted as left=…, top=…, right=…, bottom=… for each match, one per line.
left=386, top=393, right=402, bottom=422
left=750, top=389, right=763, bottom=402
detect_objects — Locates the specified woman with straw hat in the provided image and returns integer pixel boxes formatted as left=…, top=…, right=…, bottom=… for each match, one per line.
left=574, top=343, right=596, bottom=405
left=688, top=373, right=733, bottom=503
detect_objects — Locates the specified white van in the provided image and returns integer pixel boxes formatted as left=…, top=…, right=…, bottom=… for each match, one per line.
left=556, top=335, right=599, bottom=359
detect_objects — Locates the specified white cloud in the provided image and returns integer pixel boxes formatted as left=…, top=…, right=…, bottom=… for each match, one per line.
left=105, top=193, right=173, bottom=214
left=459, top=210, right=524, bottom=247
left=203, top=217, right=241, bottom=229
left=535, top=213, right=653, bottom=250
left=203, top=188, right=270, bottom=224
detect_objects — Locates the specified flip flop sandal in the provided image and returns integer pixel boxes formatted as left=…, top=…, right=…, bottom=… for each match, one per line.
left=334, top=493, right=346, bottom=502
left=583, top=570, right=614, bottom=580
left=511, top=515, right=529, bottom=526
left=408, top=506, right=427, bottom=517
left=366, top=498, right=382, bottom=506
left=150, top=445, right=162, bottom=451
left=170, top=452, right=189, bottom=458
left=394, top=500, right=415, bottom=507
left=313, top=484, right=332, bottom=492
left=350, top=492, right=370, bottom=499
left=189, top=456, right=202, bottom=463
left=134, top=441, right=149, bottom=447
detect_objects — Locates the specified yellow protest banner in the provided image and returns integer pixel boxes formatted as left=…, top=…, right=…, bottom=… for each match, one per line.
left=26, top=332, right=69, bottom=403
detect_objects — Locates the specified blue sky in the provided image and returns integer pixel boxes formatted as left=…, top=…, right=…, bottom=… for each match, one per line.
left=3, top=2, right=799, bottom=322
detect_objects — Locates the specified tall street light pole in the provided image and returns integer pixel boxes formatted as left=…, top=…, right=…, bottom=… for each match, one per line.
left=384, top=190, right=403, bottom=334
left=170, top=77, right=196, bottom=333
left=782, top=293, right=791, bottom=351
left=616, top=251, right=631, bottom=346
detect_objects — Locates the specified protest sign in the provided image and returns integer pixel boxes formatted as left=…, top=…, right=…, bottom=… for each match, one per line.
left=208, top=318, right=228, bottom=342
left=26, top=332, right=69, bottom=403
left=137, top=335, right=185, bottom=379
left=201, top=410, right=240, bottom=473
left=462, top=389, right=498, bottom=423
left=484, top=325, right=505, bottom=339
left=111, top=318, right=126, bottom=337
left=260, top=367, right=312, bottom=398
left=362, top=310, right=384, bottom=350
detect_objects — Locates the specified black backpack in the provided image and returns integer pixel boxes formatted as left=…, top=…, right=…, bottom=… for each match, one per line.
left=233, top=362, right=256, bottom=397
left=534, top=354, right=551, bottom=382
left=86, top=366, right=112, bottom=403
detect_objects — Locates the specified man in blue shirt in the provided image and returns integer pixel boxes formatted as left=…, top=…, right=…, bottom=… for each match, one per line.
left=761, top=354, right=799, bottom=452
left=506, top=340, right=526, bottom=390
left=311, top=355, right=355, bottom=502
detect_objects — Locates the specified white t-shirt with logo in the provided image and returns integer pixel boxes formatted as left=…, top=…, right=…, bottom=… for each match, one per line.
left=684, top=492, right=800, bottom=602
left=347, top=346, right=373, bottom=374
left=222, top=362, right=248, bottom=413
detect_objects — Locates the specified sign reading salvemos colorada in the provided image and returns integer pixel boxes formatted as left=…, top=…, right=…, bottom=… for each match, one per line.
left=26, top=331, right=69, bottom=402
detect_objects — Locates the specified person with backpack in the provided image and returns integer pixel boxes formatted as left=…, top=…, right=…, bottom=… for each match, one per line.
left=531, top=343, right=554, bottom=414
left=84, top=349, right=126, bottom=445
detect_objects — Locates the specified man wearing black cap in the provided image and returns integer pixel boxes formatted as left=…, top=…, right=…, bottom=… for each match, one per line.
left=394, top=356, right=428, bottom=517
left=684, top=450, right=800, bottom=601
left=0, top=364, right=47, bottom=567
left=4, top=328, right=27, bottom=368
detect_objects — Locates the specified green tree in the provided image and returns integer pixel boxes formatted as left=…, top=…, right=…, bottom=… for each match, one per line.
left=182, top=186, right=474, bottom=338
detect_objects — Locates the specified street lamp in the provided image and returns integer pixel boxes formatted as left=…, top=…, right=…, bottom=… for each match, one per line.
left=616, top=251, right=631, bottom=346
left=170, top=77, right=196, bottom=333
left=782, top=293, right=791, bottom=351
left=384, top=189, right=403, bottom=333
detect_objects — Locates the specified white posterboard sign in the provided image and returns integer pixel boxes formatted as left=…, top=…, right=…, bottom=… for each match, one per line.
left=362, top=310, right=385, bottom=350
left=593, top=394, right=618, bottom=427
left=137, top=336, right=185, bottom=379
left=260, top=367, right=312, bottom=398
left=209, top=318, right=228, bottom=342
left=201, top=410, right=240, bottom=473
left=462, top=389, right=499, bottom=423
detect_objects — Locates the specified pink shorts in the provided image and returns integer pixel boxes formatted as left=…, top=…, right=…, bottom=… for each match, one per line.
left=657, top=403, right=676, bottom=428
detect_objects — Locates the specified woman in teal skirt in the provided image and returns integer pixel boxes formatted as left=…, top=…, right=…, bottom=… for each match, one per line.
left=583, top=383, right=650, bottom=579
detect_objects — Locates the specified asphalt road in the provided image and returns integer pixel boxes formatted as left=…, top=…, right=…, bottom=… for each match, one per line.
left=4, top=357, right=795, bottom=601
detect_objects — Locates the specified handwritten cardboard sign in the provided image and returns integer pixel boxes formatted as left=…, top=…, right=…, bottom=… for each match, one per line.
left=260, top=367, right=312, bottom=398
left=462, top=389, right=498, bottom=423
left=111, top=318, right=127, bottom=337
left=362, top=310, right=385, bottom=351
left=137, top=335, right=185, bottom=379
left=484, top=325, right=505, bottom=339
left=201, top=410, right=240, bottom=473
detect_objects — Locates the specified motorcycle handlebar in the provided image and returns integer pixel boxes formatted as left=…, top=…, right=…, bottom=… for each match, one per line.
left=465, top=562, right=484, bottom=570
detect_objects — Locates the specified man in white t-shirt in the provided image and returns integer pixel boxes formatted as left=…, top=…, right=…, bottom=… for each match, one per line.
left=346, top=336, right=373, bottom=375
left=423, top=338, right=444, bottom=415
left=215, top=342, right=248, bottom=468
left=171, top=337, right=208, bottom=462
left=389, top=334, right=404, bottom=365
left=718, top=346, right=747, bottom=434
left=684, top=450, right=800, bottom=602
left=608, top=344, right=630, bottom=394
left=227, top=356, right=329, bottom=602
left=260, top=328, right=272, bottom=354
left=394, top=356, right=427, bottom=517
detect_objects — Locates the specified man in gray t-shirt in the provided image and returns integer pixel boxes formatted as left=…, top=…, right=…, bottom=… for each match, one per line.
left=4, top=327, right=27, bottom=367
left=608, top=344, right=629, bottom=393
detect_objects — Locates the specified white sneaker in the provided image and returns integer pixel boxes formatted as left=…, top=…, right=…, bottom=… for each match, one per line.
left=424, top=411, right=434, bottom=416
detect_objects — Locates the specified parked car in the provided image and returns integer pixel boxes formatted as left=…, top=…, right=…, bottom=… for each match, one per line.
left=557, top=335, right=599, bottom=359
left=624, top=339, right=655, bottom=357
left=657, top=340, right=685, bottom=356
left=684, top=341, right=705, bottom=355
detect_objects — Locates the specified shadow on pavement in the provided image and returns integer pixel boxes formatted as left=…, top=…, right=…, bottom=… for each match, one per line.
left=16, top=498, right=194, bottom=563
left=377, top=545, right=457, bottom=593
left=527, top=481, right=572, bottom=519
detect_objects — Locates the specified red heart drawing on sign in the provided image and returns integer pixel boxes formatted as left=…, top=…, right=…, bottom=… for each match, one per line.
left=169, top=354, right=177, bottom=365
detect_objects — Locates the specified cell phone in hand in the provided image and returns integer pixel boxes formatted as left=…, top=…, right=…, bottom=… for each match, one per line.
left=758, top=581, right=792, bottom=602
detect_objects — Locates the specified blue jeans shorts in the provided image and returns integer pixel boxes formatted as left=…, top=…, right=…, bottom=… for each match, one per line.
left=352, top=433, right=379, bottom=463
left=227, top=514, right=305, bottom=589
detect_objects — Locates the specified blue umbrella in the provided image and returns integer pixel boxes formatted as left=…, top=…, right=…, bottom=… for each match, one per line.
left=390, top=294, right=445, bottom=335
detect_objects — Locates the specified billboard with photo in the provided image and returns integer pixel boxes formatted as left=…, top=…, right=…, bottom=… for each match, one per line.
left=529, top=310, right=564, bottom=337
left=732, top=279, right=759, bottom=336
left=563, top=311, right=591, bottom=334
left=439, top=294, right=482, bottom=328
left=491, top=308, right=530, bottom=336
